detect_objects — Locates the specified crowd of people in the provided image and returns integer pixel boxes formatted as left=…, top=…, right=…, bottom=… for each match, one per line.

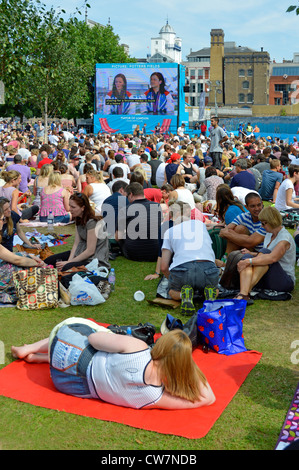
left=2, top=116, right=298, bottom=410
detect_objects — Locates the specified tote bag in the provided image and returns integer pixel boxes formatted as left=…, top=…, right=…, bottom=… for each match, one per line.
left=197, top=299, right=247, bottom=355
left=13, top=266, right=58, bottom=310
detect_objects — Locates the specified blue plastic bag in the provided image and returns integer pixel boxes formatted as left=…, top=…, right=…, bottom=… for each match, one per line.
left=197, top=299, right=247, bottom=355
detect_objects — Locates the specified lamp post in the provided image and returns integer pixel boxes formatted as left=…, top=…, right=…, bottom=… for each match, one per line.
left=206, top=80, right=222, bottom=116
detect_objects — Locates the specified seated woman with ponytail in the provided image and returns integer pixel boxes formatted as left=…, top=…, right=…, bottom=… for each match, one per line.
left=43, top=192, right=110, bottom=272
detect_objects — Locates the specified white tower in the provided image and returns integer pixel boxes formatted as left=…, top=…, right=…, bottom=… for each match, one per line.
left=150, top=21, right=182, bottom=63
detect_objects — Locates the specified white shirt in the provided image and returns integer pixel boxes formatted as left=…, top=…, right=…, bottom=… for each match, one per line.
left=126, top=154, right=140, bottom=169
left=275, top=179, right=295, bottom=211
left=155, top=163, right=166, bottom=188
left=109, top=163, right=130, bottom=179
left=48, top=134, right=59, bottom=145
left=162, top=219, right=215, bottom=270
left=63, top=131, right=74, bottom=141
left=18, top=148, right=30, bottom=160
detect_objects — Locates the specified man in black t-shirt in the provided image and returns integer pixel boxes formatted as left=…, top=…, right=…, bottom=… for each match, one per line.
left=148, top=150, right=161, bottom=185
left=115, top=183, right=162, bottom=262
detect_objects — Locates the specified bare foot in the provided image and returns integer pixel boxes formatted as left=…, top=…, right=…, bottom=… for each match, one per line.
left=11, top=344, right=32, bottom=360
left=11, top=346, right=49, bottom=363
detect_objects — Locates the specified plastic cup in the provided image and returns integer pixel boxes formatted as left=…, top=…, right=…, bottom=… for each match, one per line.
left=134, top=290, right=145, bottom=301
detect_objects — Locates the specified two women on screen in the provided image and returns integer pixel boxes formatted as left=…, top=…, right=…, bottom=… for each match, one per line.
left=103, top=72, right=175, bottom=116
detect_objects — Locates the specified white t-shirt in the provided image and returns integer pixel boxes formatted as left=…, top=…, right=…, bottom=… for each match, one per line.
left=126, top=154, right=140, bottom=169
left=231, top=187, right=259, bottom=206
left=162, top=219, right=215, bottom=270
left=155, top=163, right=166, bottom=188
left=275, top=179, right=295, bottom=211
left=109, top=163, right=130, bottom=179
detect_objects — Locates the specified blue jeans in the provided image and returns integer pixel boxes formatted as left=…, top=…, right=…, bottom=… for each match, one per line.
left=50, top=323, right=98, bottom=398
left=168, top=260, right=219, bottom=293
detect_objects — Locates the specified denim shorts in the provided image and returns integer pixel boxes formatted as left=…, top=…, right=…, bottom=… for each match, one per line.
left=168, top=260, right=219, bottom=293
left=49, top=319, right=111, bottom=398
left=40, top=214, right=70, bottom=224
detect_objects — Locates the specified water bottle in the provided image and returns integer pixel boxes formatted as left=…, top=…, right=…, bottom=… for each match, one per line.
left=47, top=210, right=54, bottom=232
left=108, top=268, right=115, bottom=291
left=126, top=327, right=132, bottom=336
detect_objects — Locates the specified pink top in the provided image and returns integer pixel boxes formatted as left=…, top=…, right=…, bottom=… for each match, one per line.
left=40, top=187, right=68, bottom=217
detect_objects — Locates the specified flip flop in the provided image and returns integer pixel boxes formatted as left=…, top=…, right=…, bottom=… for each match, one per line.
left=234, top=293, right=254, bottom=306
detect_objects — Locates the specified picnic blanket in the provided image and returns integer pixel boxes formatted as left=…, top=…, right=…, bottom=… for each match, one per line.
left=0, top=321, right=262, bottom=439
left=275, top=382, right=299, bottom=450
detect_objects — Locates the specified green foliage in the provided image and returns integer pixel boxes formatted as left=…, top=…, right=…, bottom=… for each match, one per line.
left=286, top=3, right=299, bottom=14
left=0, top=0, right=134, bottom=119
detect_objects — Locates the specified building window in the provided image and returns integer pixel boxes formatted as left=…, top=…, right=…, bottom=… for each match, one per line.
left=239, top=69, right=245, bottom=77
left=190, top=83, right=196, bottom=93
left=239, top=93, right=245, bottom=103
left=247, top=93, right=253, bottom=103
left=198, top=83, right=203, bottom=93
left=190, top=69, right=195, bottom=79
left=274, top=98, right=281, bottom=105
left=242, top=81, right=249, bottom=89
left=247, top=69, right=253, bottom=76
left=198, top=69, right=203, bottom=78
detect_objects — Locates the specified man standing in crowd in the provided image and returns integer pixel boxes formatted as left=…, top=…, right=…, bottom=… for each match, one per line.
left=208, top=116, right=228, bottom=169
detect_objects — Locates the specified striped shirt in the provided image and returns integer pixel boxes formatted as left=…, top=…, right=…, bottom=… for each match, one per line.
left=231, top=212, right=267, bottom=251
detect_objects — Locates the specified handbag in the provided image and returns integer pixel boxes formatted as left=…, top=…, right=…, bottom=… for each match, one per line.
left=197, top=299, right=247, bottom=355
left=219, top=250, right=244, bottom=290
left=13, top=266, right=59, bottom=310
left=107, top=323, right=156, bottom=346
left=160, top=313, right=200, bottom=349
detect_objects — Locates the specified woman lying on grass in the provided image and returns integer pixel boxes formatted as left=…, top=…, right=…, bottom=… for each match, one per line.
left=11, top=318, right=215, bottom=410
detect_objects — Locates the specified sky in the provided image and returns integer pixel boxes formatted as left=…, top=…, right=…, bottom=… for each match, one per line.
left=42, top=0, right=299, bottom=63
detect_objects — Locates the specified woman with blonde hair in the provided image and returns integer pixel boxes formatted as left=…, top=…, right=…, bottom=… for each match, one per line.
left=39, top=171, right=71, bottom=223
left=235, top=206, right=296, bottom=302
left=0, top=170, right=39, bottom=221
left=33, top=163, right=53, bottom=208
left=11, top=325, right=215, bottom=409
left=5, top=145, right=18, bottom=163
left=28, top=148, right=39, bottom=169
left=83, top=168, right=111, bottom=214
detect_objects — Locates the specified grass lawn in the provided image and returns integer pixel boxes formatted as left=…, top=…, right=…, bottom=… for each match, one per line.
left=0, top=222, right=298, bottom=450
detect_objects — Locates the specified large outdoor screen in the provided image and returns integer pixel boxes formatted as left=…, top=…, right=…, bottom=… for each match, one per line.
left=94, top=63, right=182, bottom=135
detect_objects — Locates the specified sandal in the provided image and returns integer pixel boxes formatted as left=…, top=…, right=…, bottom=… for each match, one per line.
left=180, top=285, right=196, bottom=316
left=234, top=293, right=254, bottom=306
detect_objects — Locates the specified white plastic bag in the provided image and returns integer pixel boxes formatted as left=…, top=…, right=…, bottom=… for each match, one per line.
left=69, top=274, right=105, bottom=306
left=85, top=259, right=109, bottom=278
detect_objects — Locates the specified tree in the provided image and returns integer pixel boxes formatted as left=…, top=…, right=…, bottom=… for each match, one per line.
left=286, top=3, right=299, bottom=14
left=0, top=0, right=134, bottom=127
left=64, top=19, right=135, bottom=118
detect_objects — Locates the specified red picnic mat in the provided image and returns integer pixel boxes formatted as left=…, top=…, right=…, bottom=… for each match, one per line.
left=0, top=337, right=262, bottom=439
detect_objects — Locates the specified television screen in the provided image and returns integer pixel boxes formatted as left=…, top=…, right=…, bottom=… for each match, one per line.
left=95, top=64, right=178, bottom=116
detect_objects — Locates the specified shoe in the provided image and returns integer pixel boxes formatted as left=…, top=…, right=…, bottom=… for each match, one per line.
left=204, top=286, right=217, bottom=301
left=180, top=285, right=196, bottom=316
